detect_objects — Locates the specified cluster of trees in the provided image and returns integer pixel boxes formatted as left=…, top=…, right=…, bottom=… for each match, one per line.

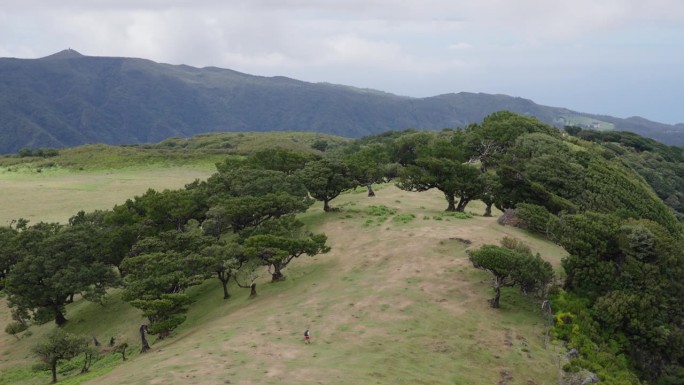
left=16, top=147, right=59, bottom=158
left=570, top=128, right=684, bottom=219
left=1, top=149, right=341, bottom=343
left=2, top=111, right=684, bottom=383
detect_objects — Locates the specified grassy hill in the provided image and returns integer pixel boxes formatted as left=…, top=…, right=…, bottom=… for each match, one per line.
left=0, top=132, right=570, bottom=385
left=0, top=184, right=569, bottom=385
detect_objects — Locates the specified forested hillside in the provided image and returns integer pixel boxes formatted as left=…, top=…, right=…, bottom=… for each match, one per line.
left=2, top=50, right=684, bottom=154
left=1, top=114, right=683, bottom=384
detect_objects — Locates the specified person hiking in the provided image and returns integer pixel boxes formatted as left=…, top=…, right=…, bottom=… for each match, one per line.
left=304, top=329, right=311, bottom=344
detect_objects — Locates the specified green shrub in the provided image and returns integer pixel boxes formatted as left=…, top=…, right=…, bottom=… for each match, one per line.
left=515, top=203, right=551, bottom=234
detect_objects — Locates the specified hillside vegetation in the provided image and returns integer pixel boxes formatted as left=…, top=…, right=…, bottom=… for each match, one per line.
left=0, top=185, right=569, bottom=385
left=1, top=117, right=683, bottom=385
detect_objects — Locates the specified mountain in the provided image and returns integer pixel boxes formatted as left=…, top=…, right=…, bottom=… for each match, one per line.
left=1, top=49, right=683, bottom=154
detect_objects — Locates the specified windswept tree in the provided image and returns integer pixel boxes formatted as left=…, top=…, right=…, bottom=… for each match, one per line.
left=203, top=242, right=242, bottom=299
left=345, top=144, right=391, bottom=197
left=130, top=188, right=208, bottom=233
left=397, top=138, right=483, bottom=212
left=242, top=216, right=330, bottom=281
left=468, top=241, right=553, bottom=308
left=297, top=157, right=356, bottom=212
left=243, top=148, right=318, bottom=175
left=464, top=111, right=558, bottom=169
left=121, top=225, right=212, bottom=338
left=204, top=168, right=313, bottom=234
left=5, top=222, right=118, bottom=325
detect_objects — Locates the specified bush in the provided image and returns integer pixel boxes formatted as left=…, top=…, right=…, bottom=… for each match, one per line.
left=515, top=203, right=551, bottom=234
left=5, top=322, right=28, bottom=339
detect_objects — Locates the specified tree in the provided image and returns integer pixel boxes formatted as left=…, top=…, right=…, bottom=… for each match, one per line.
left=345, top=144, right=391, bottom=197
left=550, top=212, right=622, bottom=300
left=5, top=305, right=31, bottom=341
left=391, top=131, right=434, bottom=166
left=205, top=193, right=313, bottom=234
left=204, top=167, right=313, bottom=234
left=202, top=242, right=242, bottom=299
left=479, top=172, right=501, bottom=217
left=464, top=111, right=558, bottom=170
left=242, top=216, right=330, bottom=281
left=396, top=138, right=483, bottom=212
left=244, top=148, right=318, bottom=175
left=121, top=226, right=212, bottom=338
left=297, top=157, right=356, bottom=212
left=5, top=223, right=118, bottom=325
left=131, top=188, right=208, bottom=233
left=468, top=243, right=553, bottom=308
left=32, top=329, right=88, bottom=383
left=0, top=226, right=19, bottom=290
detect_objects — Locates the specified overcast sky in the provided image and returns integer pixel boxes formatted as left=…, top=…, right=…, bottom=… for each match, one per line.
left=2, top=1, right=683, bottom=124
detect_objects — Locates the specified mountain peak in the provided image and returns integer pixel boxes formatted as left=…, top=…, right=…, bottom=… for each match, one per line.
left=41, top=49, right=84, bottom=60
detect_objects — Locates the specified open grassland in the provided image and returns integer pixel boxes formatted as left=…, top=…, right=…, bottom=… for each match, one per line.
left=0, top=132, right=347, bottom=225
left=0, top=132, right=347, bottom=171
left=0, top=167, right=216, bottom=225
left=0, top=182, right=568, bottom=385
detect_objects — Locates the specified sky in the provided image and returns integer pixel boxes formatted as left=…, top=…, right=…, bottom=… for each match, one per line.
left=1, top=1, right=683, bottom=124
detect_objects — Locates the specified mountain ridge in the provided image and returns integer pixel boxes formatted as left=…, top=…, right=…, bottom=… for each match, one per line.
left=0, top=50, right=682, bottom=154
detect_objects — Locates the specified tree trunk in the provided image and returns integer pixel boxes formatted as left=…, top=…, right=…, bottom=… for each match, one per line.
left=221, top=278, right=231, bottom=299
left=51, top=361, right=58, bottom=383
left=445, top=194, right=456, bottom=212
left=366, top=183, right=375, bottom=197
left=456, top=197, right=470, bottom=212
left=490, top=286, right=501, bottom=308
left=139, top=325, right=150, bottom=353
left=249, top=283, right=257, bottom=298
left=81, top=352, right=92, bottom=373
left=323, top=199, right=332, bottom=212
left=271, top=269, right=285, bottom=282
left=54, top=308, right=67, bottom=326
left=483, top=202, right=493, bottom=217
left=489, top=276, right=503, bottom=309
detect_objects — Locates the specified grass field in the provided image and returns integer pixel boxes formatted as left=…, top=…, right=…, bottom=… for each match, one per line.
left=0, top=180, right=568, bottom=385
left=0, top=166, right=216, bottom=225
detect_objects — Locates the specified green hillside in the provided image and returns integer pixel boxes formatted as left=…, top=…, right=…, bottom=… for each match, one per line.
left=1, top=121, right=683, bottom=385
left=0, top=185, right=569, bottom=385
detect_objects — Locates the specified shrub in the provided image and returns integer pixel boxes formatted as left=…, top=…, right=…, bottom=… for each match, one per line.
left=515, top=203, right=551, bottom=234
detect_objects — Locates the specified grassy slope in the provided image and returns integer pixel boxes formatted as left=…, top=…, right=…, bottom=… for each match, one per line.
left=0, top=132, right=346, bottom=225
left=1, top=183, right=568, bottom=385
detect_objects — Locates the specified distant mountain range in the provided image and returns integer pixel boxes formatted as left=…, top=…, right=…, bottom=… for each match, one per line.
left=1, top=49, right=683, bottom=154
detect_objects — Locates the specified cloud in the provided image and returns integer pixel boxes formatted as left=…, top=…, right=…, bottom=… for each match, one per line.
left=448, top=42, right=472, bottom=50
left=0, top=0, right=682, bottom=122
